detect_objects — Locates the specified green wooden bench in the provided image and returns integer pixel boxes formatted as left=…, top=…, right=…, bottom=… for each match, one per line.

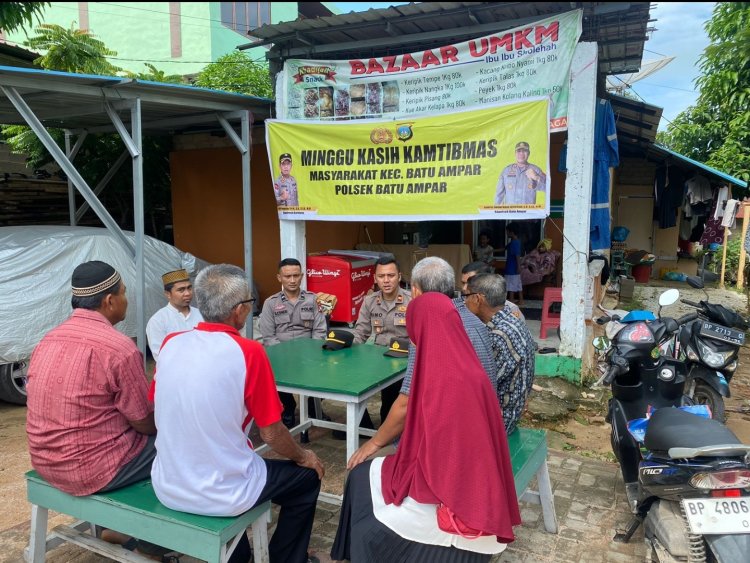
left=508, top=427, right=558, bottom=533
left=24, top=471, right=271, bottom=563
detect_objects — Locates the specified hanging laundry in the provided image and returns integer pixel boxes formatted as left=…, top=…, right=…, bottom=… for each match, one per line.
left=700, top=192, right=725, bottom=247
left=654, top=163, right=686, bottom=228
left=590, top=99, right=619, bottom=251
left=721, top=199, right=739, bottom=228
left=713, top=185, right=730, bottom=220
left=680, top=196, right=700, bottom=240
left=685, top=174, right=712, bottom=205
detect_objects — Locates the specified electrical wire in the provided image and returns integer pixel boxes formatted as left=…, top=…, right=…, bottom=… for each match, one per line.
left=546, top=217, right=589, bottom=263
left=105, top=55, right=270, bottom=65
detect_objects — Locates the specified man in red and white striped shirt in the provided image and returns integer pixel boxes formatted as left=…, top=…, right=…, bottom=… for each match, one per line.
left=27, top=261, right=155, bottom=496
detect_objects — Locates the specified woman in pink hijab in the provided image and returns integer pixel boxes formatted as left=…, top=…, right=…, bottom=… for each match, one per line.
left=331, top=292, right=520, bottom=562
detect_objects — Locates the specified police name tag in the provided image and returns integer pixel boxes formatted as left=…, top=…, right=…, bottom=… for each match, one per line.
left=681, top=497, right=750, bottom=534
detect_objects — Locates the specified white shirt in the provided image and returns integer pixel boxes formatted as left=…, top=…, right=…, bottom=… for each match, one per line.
left=151, top=325, right=278, bottom=516
left=146, top=303, right=203, bottom=360
left=369, top=457, right=507, bottom=555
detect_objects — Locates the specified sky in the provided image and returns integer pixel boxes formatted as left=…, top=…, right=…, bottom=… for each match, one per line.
left=329, top=2, right=717, bottom=131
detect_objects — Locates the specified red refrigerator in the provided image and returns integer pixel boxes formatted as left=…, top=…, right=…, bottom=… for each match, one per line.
left=306, top=253, right=376, bottom=325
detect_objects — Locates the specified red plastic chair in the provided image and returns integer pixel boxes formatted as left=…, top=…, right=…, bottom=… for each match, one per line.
left=540, top=287, right=563, bottom=339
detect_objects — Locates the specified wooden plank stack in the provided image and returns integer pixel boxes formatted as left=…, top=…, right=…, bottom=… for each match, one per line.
left=0, top=177, right=72, bottom=226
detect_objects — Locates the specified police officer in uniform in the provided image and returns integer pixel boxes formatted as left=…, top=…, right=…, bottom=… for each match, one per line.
left=273, top=153, right=299, bottom=207
left=495, top=141, right=547, bottom=206
left=259, top=257, right=326, bottom=428
left=352, top=256, right=411, bottom=424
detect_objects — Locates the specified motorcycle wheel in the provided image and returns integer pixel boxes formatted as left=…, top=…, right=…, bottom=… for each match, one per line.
left=692, top=381, right=726, bottom=423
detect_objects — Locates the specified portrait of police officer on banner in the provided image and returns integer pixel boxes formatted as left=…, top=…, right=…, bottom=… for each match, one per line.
left=495, top=141, right=547, bottom=206
left=273, top=152, right=299, bottom=207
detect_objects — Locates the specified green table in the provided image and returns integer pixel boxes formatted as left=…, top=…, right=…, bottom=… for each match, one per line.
left=262, top=338, right=407, bottom=463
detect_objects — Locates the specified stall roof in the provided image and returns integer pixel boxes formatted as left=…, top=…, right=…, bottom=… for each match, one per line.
left=650, top=144, right=747, bottom=189
left=609, top=93, right=662, bottom=146
left=608, top=93, right=747, bottom=189
left=0, top=65, right=273, bottom=134
left=0, top=43, right=39, bottom=69
left=240, top=2, right=653, bottom=76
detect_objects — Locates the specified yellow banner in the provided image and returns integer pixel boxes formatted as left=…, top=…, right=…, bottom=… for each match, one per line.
left=265, top=99, right=550, bottom=221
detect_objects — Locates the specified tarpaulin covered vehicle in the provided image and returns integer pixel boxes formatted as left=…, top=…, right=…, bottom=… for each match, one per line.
left=0, top=225, right=210, bottom=405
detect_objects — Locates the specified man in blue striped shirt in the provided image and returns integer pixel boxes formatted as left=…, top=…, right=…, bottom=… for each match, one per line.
left=347, top=256, right=497, bottom=469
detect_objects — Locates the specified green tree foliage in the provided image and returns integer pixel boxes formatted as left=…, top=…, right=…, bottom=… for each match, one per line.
left=658, top=3, right=750, bottom=182
left=125, top=63, right=186, bottom=85
left=25, top=23, right=120, bottom=75
left=0, top=2, right=48, bottom=34
left=194, top=51, right=273, bottom=98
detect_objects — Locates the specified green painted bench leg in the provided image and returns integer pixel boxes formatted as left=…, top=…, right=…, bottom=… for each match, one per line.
left=27, top=504, right=48, bottom=563
left=251, top=508, right=271, bottom=563
left=536, top=460, right=558, bottom=533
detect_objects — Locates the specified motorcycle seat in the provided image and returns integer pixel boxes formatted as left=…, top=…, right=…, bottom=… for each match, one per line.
left=644, top=407, right=740, bottom=455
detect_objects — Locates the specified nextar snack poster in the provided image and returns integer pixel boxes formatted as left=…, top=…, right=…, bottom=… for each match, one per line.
left=276, top=10, right=581, bottom=131
left=265, top=99, right=550, bottom=221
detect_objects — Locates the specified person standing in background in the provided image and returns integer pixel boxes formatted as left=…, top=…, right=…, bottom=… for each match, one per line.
left=473, top=230, right=495, bottom=265
left=504, top=223, right=524, bottom=307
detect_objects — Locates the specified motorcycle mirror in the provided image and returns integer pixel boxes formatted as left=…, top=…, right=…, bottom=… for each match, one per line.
left=686, top=276, right=705, bottom=290
left=658, top=289, right=679, bottom=307
left=592, top=336, right=610, bottom=350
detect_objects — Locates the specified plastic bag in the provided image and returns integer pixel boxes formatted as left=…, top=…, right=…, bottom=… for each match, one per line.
left=612, top=226, right=630, bottom=242
left=436, top=504, right=492, bottom=539
left=627, top=405, right=712, bottom=443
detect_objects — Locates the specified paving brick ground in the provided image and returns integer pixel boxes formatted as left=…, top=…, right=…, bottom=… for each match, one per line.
left=0, top=419, right=647, bottom=563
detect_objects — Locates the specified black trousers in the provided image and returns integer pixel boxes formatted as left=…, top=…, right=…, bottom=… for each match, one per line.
left=279, top=392, right=322, bottom=417
left=229, top=460, right=321, bottom=563
left=279, top=391, right=297, bottom=415
left=100, top=435, right=156, bottom=492
left=379, top=381, right=402, bottom=423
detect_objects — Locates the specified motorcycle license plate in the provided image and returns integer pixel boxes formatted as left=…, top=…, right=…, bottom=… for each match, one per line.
left=681, top=497, right=750, bottom=534
left=699, top=321, right=745, bottom=345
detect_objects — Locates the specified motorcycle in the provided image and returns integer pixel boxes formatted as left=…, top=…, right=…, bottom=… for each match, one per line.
left=593, top=289, right=750, bottom=562
left=596, top=276, right=747, bottom=421
left=671, top=276, right=748, bottom=422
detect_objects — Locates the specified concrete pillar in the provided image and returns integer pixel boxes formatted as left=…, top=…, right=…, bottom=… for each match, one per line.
left=559, top=42, right=597, bottom=358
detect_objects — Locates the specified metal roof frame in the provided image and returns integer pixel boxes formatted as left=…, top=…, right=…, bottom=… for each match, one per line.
left=0, top=65, right=271, bottom=357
